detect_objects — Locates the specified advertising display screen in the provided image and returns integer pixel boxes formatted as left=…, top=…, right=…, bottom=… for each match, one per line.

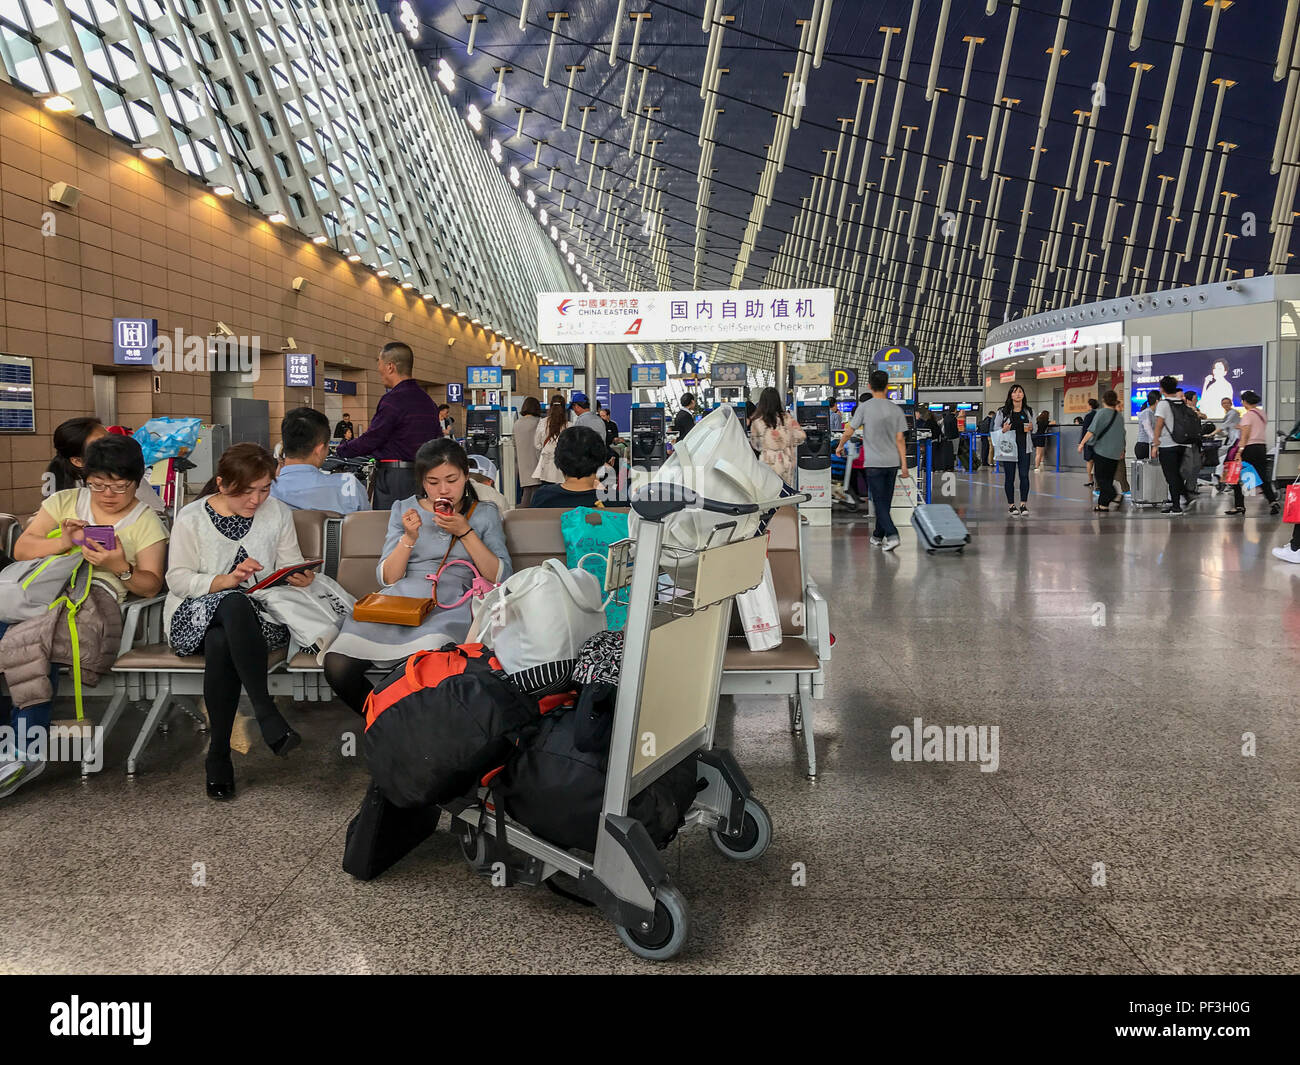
left=793, top=363, right=831, bottom=387
left=1128, top=346, right=1263, bottom=416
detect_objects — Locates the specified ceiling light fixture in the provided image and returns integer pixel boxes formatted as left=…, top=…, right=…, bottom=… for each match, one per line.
left=312, top=234, right=329, bottom=244
left=41, top=93, right=76, bottom=113
left=267, top=211, right=287, bottom=224
left=136, top=144, right=166, bottom=161
left=210, top=184, right=234, bottom=197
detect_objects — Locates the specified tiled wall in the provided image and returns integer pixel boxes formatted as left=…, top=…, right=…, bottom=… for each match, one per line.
left=0, top=80, right=543, bottom=515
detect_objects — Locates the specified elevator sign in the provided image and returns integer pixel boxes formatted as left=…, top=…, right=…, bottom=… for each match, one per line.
left=113, top=318, right=157, bottom=365
left=538, top=289, right=835, bottom=344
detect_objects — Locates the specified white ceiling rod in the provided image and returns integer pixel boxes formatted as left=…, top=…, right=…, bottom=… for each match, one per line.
left=813, top=0, right=834, bottom=68
left=561, top=64, right=582, bottom=129
left=857, top=27, right=898, bottom=194
left=1038, top=2, right=1072, bottom=134
left=1170, top=0, right=1228, bottom=220
left=1141, top=174, right=1175, bottom=289
left=1154, top=0, right=1193, bottom=154
left=986, top=0, right=998, bottom=13
left=1156, top=217, right=1181, bottom=289
left=1273, top=49, right=1300, bottom=178
left=621, top=14, right=651, bottom=115
left=834, top=77, right=872, bottom=228
left=518, top=0, right=530, bottom=31
left=702, top=0, right=718, bottom=32
left=819, top=121, right=853, bottom=248
left=790, top=19, right=814, bottom=130
left=982, top=0, right=1020, bottom=179
left=1271, top=89, right=1300, bottom=228
left=884, top=0, right=922, bottom=157
left=1075, top=0, right=1122, bottom=200
left=1070, top=160, right=1109, bottom=302
left=1210, top=198, right=1236, bottom=282
left=935, top=37, right=982, bottom=215
left=1119, top=127, right=1158, bottom=293
left=1277, top=0, right=1300, bottom=80
left=542, top=12, right=569, bottom=88
left=909, top=92, right=943, bottom=246
left=1129, top=0, right=1148, bottom=51
left=574, top=105, right=596, bottom=165
left=609, top=0, right=628, bottom=66
left=493, top=66, right=509, bottom=105
left=1182, top=79, right=1234, bottom=259
left=628, top=74, right=651, bottom=158
left=465, top=13, right=486, bottom=55
left=700, top=9, right=727, bottom=102
left=925, top=0, right=954, bottom=101
left=947, top=136, right=983, bottom=276
left=1062, top=109, right=1089, bottom=207
left=1103, top=62, right=1153, bottom=245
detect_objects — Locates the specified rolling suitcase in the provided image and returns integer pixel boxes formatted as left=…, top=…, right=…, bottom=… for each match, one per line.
left=1131, top=460, right=1168, bottom=507
left=903, top=481, right=970, bottom=554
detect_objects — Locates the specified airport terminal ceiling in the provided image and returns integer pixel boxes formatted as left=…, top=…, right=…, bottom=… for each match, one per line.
left=390, top=0, right=1300, bottom=386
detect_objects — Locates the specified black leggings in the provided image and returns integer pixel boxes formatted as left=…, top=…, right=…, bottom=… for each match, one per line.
left=1233, top=443, right=1278, bottom=508
left=323, top=653, right=373, bottom=716
left=203, top=593, right=288, bottom=758
left=1093, top=454, right=1120, bottom=506
left=1003, top=451, right=1031, bottom=504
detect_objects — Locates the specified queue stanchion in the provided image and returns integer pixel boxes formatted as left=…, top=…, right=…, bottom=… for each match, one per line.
left=1054, top=430, right=1061, bottom=473
left=924, top=438, right=933, bottom=504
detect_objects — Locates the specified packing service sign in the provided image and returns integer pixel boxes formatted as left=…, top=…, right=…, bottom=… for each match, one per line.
left=537, top=289, right=834, bottom=345
left=1128, top=345, right=1264, bottom=416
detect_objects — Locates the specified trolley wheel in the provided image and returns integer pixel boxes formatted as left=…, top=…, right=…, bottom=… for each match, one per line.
left=458, top=825, right=488, bottom=870
left=616, top=884, right=690, bottom=961
left=709, top=797, right=772, bottom=862
left=926, top=548, right=934, bottom=555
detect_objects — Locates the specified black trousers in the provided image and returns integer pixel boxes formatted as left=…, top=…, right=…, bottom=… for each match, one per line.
left=1093, top=454, right=1120, bottom=506
left=1290, top=524, right=1300, bottom=551
left=1158, top=446, right=1188, bottom=509
left=1134, top=442, right=1150, bottom=461
left=373, top=464, right=417, bottom=512
left=1003, top=452, right=1031, bottom=504
left=202, top=593, right=287, bottom=758
left=323, top=653, right=373, bottom=716
left=1233, top=443, right=1278, bottom=508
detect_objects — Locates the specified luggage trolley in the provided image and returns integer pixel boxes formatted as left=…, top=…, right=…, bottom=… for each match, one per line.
left=446, top=486, right=805, bottom=961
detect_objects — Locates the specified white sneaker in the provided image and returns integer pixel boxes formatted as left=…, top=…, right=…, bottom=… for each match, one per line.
left=881, top=536, right=901, bottom=552
left=0, top=757, right=46, bottom=799
left=869, top=535, right=883, bottom=546
left=1272, top=545, right=1300, bottom=564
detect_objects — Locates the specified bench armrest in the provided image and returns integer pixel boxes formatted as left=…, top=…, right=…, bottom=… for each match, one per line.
left=118, top=595, right=165, bottom=656
left=804, top=579, right=831, bottom=663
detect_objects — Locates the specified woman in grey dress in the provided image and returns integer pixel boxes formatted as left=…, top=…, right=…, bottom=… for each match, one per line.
left=323, top=439, right=512, bottom=714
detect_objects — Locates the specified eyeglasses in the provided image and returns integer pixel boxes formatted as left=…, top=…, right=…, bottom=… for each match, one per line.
left=86, top=481, right=133, bottom=495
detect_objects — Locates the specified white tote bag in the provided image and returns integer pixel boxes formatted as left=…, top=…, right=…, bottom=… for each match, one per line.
left=628, top=405, right=785, bottom=573
left=735, top=558, right=782, bottom=652
left=467, top=558, right=607, bottom=674
left=254, top=574, right=355, bottom=655
left=990, top=419, right=1018, bottom=461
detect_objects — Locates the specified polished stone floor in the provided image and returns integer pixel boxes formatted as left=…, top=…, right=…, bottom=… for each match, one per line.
left=3, top=466, right=1298, bottom=974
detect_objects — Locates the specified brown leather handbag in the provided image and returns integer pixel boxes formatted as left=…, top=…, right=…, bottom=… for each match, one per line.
left=351, top=593, right=434, bottom=626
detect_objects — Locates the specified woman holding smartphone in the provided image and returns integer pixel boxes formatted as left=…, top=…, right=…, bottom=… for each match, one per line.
left=323, top=438, right=512, bottom=716
left=165, top=443, right=313, bottom=801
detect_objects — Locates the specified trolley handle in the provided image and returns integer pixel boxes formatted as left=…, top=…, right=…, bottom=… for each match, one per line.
left=629, top=485, right=810, bottom=521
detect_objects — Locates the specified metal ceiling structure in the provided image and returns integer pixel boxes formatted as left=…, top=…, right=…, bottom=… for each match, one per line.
left=389, top=0, right=1299, bottom=386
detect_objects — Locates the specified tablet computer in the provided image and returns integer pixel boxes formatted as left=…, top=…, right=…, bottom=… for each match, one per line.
left=245, top=559, right=323, bottom=592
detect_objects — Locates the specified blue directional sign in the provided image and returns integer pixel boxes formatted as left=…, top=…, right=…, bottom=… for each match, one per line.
left=446, top=382, right=464, bottom=404
left=113, top=318, right=157, bottom=366
left=539, top=364, right=575, bottom=388
left=466, top=365, right=503, bottom=388
left=628, top=363, right=667, bottom=388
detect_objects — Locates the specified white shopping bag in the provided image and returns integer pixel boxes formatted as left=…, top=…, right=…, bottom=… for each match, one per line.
left=736, top=559, right=782, bottom=652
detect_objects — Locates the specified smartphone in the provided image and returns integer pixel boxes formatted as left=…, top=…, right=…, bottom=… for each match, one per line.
left=433, top=498, right=453, bottom=515
left=81, top=525, right=117, bottom=551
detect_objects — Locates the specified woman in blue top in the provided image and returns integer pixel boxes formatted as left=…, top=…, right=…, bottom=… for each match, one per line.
left=323, top=439, right=512, bottom=715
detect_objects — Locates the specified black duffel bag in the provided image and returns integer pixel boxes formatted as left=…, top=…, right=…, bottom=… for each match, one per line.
left=342, top=779, right=441, bottom=881
left=499, top=682, right=700, bottom=853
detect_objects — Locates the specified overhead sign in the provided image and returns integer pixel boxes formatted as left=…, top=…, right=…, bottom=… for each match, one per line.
left=466, top=365, right=503, bottom=388
left=322, top=377, right=357, bottom=396
left=595, top=377, right=610, bottom=410
left=113, top=318, right=157, bottom=366
left=539, top=364, right=575, bottom=388
left=284, top=352, right=316, bottom=388
left=873, top=346, right=915, bottom=363
left=1036, top=363, right=1067, bottom=379
left=712, top=363, right=747, bottom=386
left=833, top=368, right=857, bottom=391
left=880, top=362, right=914, bottom=382
left=980, top=321, right=1123, bottom=366
left=446, top=382, right=464, bottom=404
left=1000, top=370, right=1017, bottom=383
left=537, top=288, right=835, bottom=344
left=680, top=350, right=707, bottom=375
left=628, top=363, right=667, bottom=389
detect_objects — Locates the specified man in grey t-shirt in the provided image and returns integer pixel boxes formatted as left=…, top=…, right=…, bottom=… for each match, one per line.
left=835, top=369, right=911, bottom=550
left=569, top=392, right=605, bottom=437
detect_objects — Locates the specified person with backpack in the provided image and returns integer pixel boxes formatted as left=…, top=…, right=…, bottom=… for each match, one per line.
left=1225, top=390, right=1280, bottom=516
left=1078, top=390, right=1127, bottom=512
left=1151, top=375, right=1200, bottom=514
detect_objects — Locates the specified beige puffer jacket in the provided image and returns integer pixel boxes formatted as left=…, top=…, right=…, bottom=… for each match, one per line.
left=0, top=584, right=123, bottom=708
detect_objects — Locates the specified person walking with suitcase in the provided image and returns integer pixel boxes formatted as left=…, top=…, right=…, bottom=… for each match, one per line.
left=1225, top=390, right=1281, bottom=516
left=835, top=370, right=910, bottom=551
left=993, top=384, right=1035, bottom=516
left=1078, top=390, right=1127, bottom=512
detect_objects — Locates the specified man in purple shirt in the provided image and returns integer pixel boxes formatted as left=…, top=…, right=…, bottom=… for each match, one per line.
left=338, top=341, right=442, bottom=510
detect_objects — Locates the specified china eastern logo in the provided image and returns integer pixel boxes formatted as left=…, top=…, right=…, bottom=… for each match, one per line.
left=557, top=299, right=573, bottom=315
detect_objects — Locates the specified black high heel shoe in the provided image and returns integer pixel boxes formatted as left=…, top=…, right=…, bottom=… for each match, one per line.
left=256, top=708, right=301, bottom=756
left=205, top=752, right=236, bottom=801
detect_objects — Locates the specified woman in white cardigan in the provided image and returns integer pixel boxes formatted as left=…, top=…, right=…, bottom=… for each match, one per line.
left=165, top=443, right=312, bottom=801
left=532, top=395, right=567, bottom=487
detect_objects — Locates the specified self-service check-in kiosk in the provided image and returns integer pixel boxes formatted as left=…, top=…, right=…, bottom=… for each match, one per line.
left=465, top=365, right=514, bottom=495
left=627, top=362, right=670, bottom=472
left=630, top=403, right=667, bottom=470
left=466, top=405, right=502, bottom=471
left=792, top=363, right=833, bottom=525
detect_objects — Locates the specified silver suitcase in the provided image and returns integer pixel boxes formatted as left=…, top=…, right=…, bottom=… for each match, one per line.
left=1132, top=460, right=1168, bottom=506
